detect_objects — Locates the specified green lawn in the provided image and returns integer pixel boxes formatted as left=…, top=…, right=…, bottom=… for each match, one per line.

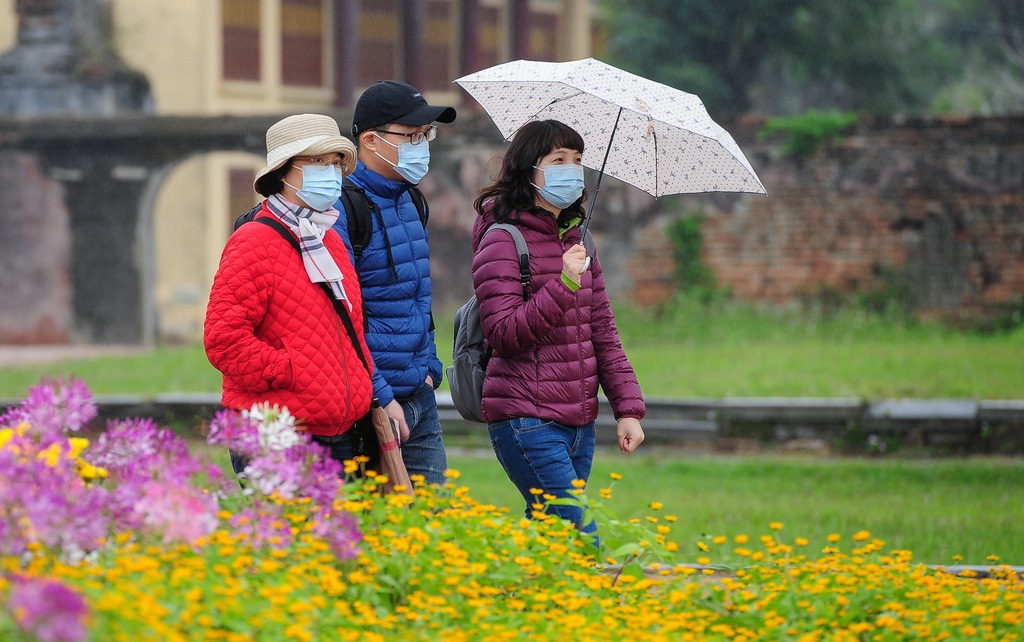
left=2, top=300, right=1021, bottom=399
left=446, top=451, right=1024, bottom=564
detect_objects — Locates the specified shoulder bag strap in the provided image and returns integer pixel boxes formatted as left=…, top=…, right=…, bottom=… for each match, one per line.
left=254, top=217, right=371, bottom=375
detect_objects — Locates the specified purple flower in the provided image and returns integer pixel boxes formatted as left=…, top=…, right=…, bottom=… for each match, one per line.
left=230, top=503, right=294, bottom=551
left=6, top=574, right=89, bottom=642
left=0, top=436, right=112, bottom=559
left=1, top=378, right=97, bottom=436
left=206, top=409, right=261, bottom=458
left=311, top=509, right=362, bottom=560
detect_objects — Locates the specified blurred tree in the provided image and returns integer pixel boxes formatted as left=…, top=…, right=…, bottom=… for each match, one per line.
left=601, top=0, right=958, bottom=119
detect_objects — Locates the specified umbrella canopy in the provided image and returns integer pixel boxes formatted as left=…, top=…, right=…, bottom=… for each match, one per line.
left=454, top=57, right=766, bottom=198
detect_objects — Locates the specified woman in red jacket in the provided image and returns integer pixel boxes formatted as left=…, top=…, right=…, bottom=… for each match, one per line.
left=204, top=114, right=373, bottom=472
left=471, top=120, right=646, bottom=533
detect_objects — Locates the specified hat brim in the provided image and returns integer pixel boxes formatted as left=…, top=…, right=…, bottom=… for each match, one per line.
left=252, top=135, right=358, bottom=190
left=393, top=104, right=457, bottom=127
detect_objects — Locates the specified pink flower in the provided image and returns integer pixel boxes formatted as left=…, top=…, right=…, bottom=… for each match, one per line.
left=6, top=574, right=88, bottom=642
left=135, top=482, right=219, bottom=545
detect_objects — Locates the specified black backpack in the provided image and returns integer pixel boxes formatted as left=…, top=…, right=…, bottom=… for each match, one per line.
left=233, top=178, right=428, bottom=264
left=447, top=224, right=594, bottom=423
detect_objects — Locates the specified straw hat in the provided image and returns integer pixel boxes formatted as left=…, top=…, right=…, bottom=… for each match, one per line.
left=253, top=114, right=357, bottom=191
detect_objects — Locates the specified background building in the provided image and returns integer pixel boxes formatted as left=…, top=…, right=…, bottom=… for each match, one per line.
left=0, top=0, right=602, bottom=340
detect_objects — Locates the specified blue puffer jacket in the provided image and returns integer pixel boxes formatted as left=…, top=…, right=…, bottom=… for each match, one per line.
left=332, top=162, right=442, bottom=407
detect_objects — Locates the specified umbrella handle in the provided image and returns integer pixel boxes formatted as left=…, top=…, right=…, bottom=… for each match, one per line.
left=580, top=251, right=591, bottom=274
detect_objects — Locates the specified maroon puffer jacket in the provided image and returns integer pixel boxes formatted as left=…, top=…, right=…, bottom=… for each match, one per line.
left=471, top=205, right=645, bottom=426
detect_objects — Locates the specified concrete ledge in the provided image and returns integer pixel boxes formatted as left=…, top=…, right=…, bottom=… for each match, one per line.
left=4, top=394, right=1024, bottom=452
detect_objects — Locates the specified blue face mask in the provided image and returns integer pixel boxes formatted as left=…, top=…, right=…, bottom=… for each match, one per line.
left=374, top=135, right=430, bottom=184
left=285, top=164, right=343, bottom=211
left=532, top=164, right=585, bottom=209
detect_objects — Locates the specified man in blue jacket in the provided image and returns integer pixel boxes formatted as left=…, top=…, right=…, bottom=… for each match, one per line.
left=333, top=80, right=456, bottom=486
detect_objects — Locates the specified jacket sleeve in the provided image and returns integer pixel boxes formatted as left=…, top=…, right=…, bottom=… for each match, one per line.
left=589, top=254, right=645, bottom=420
left=472, top=230, right=576, bottom=357
left=204, top=233, right=293, bottom=392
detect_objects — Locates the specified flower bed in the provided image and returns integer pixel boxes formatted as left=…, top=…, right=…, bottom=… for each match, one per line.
left=1, top=379, right=1022, bottom=641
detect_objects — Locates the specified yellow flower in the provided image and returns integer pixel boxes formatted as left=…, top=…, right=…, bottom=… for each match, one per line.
left=827, top=533, right=840, bottom=543
left=649, top=502, right=663, bottom=510
left=769, top=522, right=783, bottom=531
left=735, top=535, right=749, bottom=544
left=599, top=488, right=612, bottom=499
left=853, top=530, right=870, bottom=541
left=445, top=469, right=461, bottom=479
left=712, top=536, right=727, bottom=545
left=609, top=472, right=623, bottom=480
left=529, top=488, right=544, bottom=495
left=697, top=556, right=711, bottom=565
left=697, top=541, right=709, bottom=552
left=67, top=437, right=90, bottom=459
left=795, top=538, right=809, bottom=547
left=571, top=479, right=586, bottom=489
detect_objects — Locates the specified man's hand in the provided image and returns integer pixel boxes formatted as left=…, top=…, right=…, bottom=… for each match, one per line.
left=616, top=418, right=645, bottom=454
left=384, top=399, right=410, bottom=443
left=426, top=375, right=434, bottom=388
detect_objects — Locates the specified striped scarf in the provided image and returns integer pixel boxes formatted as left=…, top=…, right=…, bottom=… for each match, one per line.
left=267, top=195, right=352, bottom=311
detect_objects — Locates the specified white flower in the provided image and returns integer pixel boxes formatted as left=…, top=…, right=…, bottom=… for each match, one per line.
left=244, top=403, right=300, bottom=452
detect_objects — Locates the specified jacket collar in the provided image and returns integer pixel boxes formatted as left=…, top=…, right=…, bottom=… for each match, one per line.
left=350, top=161, right=411, bottom=199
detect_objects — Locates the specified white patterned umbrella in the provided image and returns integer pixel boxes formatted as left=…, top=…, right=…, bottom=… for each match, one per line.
left=454, top=58, right=766, bottom=234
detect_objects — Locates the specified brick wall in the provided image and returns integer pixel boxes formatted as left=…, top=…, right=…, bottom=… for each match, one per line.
left=673, top=116, right=1024, bottom=315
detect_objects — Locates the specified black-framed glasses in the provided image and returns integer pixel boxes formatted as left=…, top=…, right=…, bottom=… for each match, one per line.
left=374, top=125, right=437, bottom=145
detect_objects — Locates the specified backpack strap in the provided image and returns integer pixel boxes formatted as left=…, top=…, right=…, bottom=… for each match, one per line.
left=408, top=186, right=429, bottom=227
left=485, top=223, right=531, bottom=301
left=253, top=216, right=371, bottom=375
left=340, top=179, right=375, bottom=264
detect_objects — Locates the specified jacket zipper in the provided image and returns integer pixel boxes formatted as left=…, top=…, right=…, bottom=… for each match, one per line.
left=564, top=235, right=587, bottom=423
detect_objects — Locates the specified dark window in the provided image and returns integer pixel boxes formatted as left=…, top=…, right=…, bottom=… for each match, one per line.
left=222, top=0, right=261, bottom=81
left=358, top=0, right=399, bottom=86
left=282, top=0, right=324, bottom=87
left=421, top=0, right=453, bottom=92
left=478, top=4, right=502, bottom=70
left=530, top=8, right=559, bottom=62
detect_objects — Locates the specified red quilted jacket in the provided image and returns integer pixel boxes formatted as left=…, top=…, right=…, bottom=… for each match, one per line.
left=204, top=206, right=373, bottom=437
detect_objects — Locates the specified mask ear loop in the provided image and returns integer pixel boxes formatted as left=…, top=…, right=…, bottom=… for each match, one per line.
left=371, top=133, right=400, bottom=169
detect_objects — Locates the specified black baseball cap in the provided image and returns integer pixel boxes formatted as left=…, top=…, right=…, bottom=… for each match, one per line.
left=352, top=80, right=457, bottom=136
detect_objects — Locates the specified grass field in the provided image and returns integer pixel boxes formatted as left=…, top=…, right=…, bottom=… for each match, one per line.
left=446, top=452, right=1024, bottom=564
left=2, top=299, right=1022, bottom=399
left=193, top=442, right=1024, bottom=564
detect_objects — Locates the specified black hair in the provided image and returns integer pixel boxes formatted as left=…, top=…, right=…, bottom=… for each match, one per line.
left=254, top=159, right=294, bottom=197
left=474, top=120, right=587, bottom=226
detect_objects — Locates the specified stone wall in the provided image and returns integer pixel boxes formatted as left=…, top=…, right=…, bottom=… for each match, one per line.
left=688, top=116, right=1024, bottom=317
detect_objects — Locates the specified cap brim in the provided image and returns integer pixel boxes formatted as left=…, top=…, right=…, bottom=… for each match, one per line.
left=393, top=104, right=457, bottom=127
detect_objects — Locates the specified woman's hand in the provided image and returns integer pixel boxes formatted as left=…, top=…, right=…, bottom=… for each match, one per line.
left=561, top=244, right=588, bottom=285
left=616, top=418, right=645, bottom=454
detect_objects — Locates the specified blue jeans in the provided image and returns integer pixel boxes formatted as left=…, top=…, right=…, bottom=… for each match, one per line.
left=398, top=382, right=448, bottom=485
left=488, top=417, right=597, bottom=533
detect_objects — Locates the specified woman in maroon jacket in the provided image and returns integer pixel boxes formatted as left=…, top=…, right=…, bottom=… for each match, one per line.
left=471, top=120, right=646, bottom=532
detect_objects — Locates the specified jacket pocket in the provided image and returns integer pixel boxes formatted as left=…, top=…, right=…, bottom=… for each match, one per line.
left=269, top=342, right=295, bottom=391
